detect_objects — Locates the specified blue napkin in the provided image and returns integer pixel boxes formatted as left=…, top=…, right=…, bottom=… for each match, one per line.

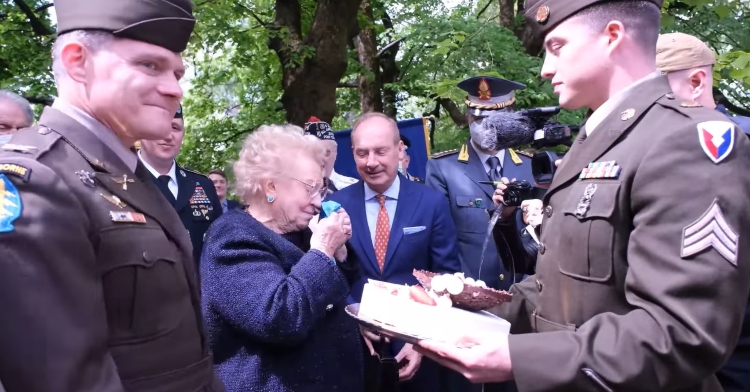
left=320, top=200, right=342, bottom=218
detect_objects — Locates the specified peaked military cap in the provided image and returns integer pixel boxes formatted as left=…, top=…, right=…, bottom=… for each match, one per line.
left=175, top=104, right=183, bottom=119
left=523, top=0, right=664, bottom=39
left=54, top=0, right=196, bottom=53
left=458, top=76, right=526, bottom=117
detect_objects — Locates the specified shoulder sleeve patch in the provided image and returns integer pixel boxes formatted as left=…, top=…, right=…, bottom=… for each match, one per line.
left=697, top=121, right=735, bottom=164
left=0, top=163, right=31, bottom=182
left=0, top=174, right=23, bottom=233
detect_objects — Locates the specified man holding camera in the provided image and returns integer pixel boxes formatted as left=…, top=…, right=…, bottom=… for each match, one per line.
left=415, top=0, right=750, bottom=390
left=425, top=76, right=535, bottom=293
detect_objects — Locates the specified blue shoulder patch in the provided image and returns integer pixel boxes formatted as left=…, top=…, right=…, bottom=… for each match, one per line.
left=0, top=174, right=22, bottom=233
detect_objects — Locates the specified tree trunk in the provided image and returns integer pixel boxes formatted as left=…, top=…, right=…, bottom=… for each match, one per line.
left=354, top=0, right=383, bottom=114
left=439, top=98, right=468, bottom=128
left=379, top=11, right=401, bottom=119
left=269, top=0, right=364, bottom=125
left=498, top=0, right=515, bottom=29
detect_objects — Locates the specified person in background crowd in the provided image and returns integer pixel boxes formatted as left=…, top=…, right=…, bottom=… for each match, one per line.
left=0, top=90, right=34, bottom=145
left=304, top=116, right=358, bottom=193
left=399, top=134, right=423, bottom=182
left=201, top=125, right=363, bottom=392
left=656, top=31, right=750, bottom=392
left=208, top=168, right=242, bottom=212
left=656, top=32, right=750, bottom=134
left=416, top=0, right=750, bottom=390
left=329, top=112, right=461, bottom=392
left=139, top=104, right=223, bottom=267
left=426, top=76, right=532, bottom=392
left=0, top=0, right=225, bottom=390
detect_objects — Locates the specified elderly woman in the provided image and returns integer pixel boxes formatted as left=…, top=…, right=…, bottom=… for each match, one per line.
left=201, top=125, right=364, bottom=392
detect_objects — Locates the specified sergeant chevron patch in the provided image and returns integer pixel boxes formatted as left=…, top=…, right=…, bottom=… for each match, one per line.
left=681, top=199, right=738, bottom=265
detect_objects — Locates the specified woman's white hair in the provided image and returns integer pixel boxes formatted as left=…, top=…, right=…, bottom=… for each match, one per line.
left=234, top=124, right=325, bottom=203
left=51, top=30, right=115, bottom=80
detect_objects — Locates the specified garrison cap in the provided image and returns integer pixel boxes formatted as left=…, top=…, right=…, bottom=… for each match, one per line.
left=656, top=33, right=716, bottom=73
left=458, top=76, right=526, bottom=117
left=54, top=0, right=196, bottom=53
left=523, top=0, right=664, bottom=39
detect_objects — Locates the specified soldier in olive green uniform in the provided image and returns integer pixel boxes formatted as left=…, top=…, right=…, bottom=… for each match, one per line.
left=415, top=1, right=750, bottom=391
left=0, top=0, right=224, bottom=391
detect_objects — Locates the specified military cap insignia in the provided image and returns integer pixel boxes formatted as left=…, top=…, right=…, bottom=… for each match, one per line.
left=0, top=174, right=23, bottom=233
left=478, top=78, right=492, bottom=101
left=0, top=163, right=31, bottom=182
left=536, top=5, right=550, bottom=23
left=681, top=198, right=738, bottom=266
left=697, top=121, right=734, bottom=164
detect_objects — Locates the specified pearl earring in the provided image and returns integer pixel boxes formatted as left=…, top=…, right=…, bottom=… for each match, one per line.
left=267, top=195, right=275, bottom=203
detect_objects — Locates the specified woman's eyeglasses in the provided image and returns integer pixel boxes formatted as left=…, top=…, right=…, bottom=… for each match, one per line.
left=290, top=177, right=327, bottom=201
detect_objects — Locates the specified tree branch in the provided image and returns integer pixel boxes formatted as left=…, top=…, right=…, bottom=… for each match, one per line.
left=12, top=0, right=53, bottom=36
left=338, top=82, right=358, bottom=88
left=438, top=97, right=468, bottom=128
left=476, top=0, right=493, bottom=19
left=34, top=3, right=53, bottom=13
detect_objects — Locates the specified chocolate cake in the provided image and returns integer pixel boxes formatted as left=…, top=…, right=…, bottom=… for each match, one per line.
left=412, top=269, right=513, bottom=311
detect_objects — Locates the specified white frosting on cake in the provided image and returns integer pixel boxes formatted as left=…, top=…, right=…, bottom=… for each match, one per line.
left=358, top=280, right=511, bottom=342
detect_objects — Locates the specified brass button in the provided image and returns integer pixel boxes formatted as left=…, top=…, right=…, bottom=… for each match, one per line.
left=499, top=274, right=505, bottom=281
left=536, top=279, right=543, bottom=292
left=545, top=205, right=553, bottom=218
left=539, top=243, right=546, bottom=254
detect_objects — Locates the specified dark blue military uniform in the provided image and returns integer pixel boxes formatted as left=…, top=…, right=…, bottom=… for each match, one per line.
left=148, top=166, right=222, bottom=267
left=427, top=143, right=536, bottom=291
left=425, top=76, right=540, bottom=392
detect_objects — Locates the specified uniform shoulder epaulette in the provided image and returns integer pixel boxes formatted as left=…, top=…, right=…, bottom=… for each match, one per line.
left=515, top=149, right=534, bottom=158
left=180, top=166, right=207, bottom=177
left=0, top=125, right=61, bottom=161
left=431, top=148, right=459, bottom=159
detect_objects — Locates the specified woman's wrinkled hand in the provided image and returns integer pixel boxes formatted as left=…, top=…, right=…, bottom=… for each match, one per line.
left=310, top=208, right=352, bottom=259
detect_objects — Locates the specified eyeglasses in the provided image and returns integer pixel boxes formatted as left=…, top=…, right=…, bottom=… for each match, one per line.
left=289, top=177, right=327, bottom=201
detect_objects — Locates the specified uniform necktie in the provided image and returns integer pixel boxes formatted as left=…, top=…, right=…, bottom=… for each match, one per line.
left=374, top=195, right=390, bottom=272
left=487, top=156, right=502, bottom=182
left=157, top=175, right=176, bottom=205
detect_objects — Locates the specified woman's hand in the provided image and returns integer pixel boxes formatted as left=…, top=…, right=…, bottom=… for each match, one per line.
left=309, top=208, right=352, bottom=259
left=334, top=244, right=347, bottom=263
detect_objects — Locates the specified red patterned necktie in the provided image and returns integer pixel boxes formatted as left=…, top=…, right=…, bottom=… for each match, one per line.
left=374, top=195, right=390, bottom=272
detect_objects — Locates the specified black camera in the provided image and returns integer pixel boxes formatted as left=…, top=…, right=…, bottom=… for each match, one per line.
left=504, top=180, right=535, bottom=207
left=532, top=151, right=566, bottom=185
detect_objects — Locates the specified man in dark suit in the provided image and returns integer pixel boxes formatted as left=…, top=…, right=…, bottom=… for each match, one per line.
left=656, top=32, right=750, bottom=392
left=0, top=0, right=224, bottom=390
left=328, top=112, right=460, bottom=392
left=138, top=105, right=223, bottom=266
left=208, top=168, right=242, bottom=212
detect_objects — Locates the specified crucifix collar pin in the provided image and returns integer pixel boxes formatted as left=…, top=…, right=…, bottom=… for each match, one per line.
left=114, top=174, right=135, bottom=190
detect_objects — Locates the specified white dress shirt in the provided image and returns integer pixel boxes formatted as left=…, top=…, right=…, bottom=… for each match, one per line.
left=138, top=151, right=179, bottom=198
left=363, top=176, right=400, bottom=245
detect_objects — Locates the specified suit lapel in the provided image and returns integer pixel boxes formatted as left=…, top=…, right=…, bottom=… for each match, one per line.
left=546, top=75, right=670, bottom=198
left=383, top=176, right=420, bottom=269
left=350, top=182, right=379, bottom=272
left=462, top=141, right=495, bottom=198
left=174, top=166, right=195, bottom=212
